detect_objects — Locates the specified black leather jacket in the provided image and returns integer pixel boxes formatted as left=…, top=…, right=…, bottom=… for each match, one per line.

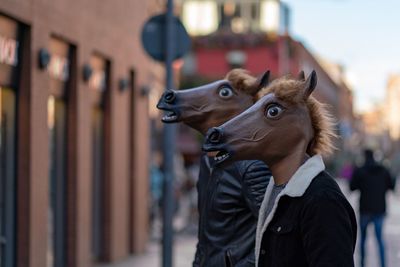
left=193, top=155, right=271, bottom=267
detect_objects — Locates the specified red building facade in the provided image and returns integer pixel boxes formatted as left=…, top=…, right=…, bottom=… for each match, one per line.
left=180, top=32, right=355, bottom=171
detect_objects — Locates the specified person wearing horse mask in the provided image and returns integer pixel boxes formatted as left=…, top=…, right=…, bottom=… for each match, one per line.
left=157, top=69, right=272, bottom=267
left=203, top=71, right=357, bottom=267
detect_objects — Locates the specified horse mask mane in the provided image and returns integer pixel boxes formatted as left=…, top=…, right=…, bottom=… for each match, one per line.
left=225, top=68, right=270, bottom=99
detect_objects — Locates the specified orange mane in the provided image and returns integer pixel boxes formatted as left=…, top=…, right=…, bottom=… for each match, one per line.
left=225, top=69, right=260, bottom=97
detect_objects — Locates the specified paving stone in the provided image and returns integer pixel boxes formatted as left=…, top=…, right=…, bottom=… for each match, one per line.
left=99, top=179, right=400, bottom=267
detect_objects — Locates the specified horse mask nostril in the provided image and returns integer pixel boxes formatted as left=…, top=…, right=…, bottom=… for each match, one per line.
left=208, top=128, right=223, bottom=143
left=164, top=90, right=176, bottom=103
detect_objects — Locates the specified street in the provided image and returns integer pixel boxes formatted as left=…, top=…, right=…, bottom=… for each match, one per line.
left=99, top=179, right=400, bottom=267
left=343, top=180, right=400, bottom=267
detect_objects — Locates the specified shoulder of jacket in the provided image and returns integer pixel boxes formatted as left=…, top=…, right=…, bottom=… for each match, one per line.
left=303, top=172, right=344, bottom=200
left=237, top=160, right=269, bottom=172
left=240, top=165, right=271, bottom=193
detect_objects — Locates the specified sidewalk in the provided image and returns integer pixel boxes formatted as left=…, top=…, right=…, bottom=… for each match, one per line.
left=97, top=235, right=197, bottom=267
left=340, top=179, right=400, bottom=267
left=100, top=179, right=400, bottom=267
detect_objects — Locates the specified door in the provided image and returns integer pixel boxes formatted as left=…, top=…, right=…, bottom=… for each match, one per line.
left=0, top=87, right=16, bottom=267
left=91, top=105, right=104, bottom=259
left=47, top=96, right=67, bottom=267
left=46, top=37, right=71, bottom=267
left=89, top=54, right=108, bottom=261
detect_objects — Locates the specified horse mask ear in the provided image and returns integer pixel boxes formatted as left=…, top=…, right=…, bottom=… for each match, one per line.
left=303, top=70, right=317, bottom=99
left=252, top=70, right=270, bottom=94
left=297, top=70, right=305, bottom=81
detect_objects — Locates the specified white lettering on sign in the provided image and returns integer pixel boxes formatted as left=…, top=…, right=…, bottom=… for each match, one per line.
left=48, top=55, right=69, bottom=81
left=89, top=70, right=106, bottom=91
left=0, top=35, right=19, bottom=66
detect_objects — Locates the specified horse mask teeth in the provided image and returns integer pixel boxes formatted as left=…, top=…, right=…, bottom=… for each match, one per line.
left=214, top=150, right=230, bottom=162
left=162, top=111, right=178, bottom=122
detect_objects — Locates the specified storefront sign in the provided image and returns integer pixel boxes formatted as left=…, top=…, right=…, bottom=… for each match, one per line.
left=48, top=55, right=69, bottom=82
left=0, top=15, right=20, bottom=88
left=89, top=54, right=107, bottom=92
left=89, top=70, right=106, bottom=91
left=48, top=38, right=71, bottom=96
left=0, top=35, right=18, bottom=67
left=88, top=55, right=107, bottom=107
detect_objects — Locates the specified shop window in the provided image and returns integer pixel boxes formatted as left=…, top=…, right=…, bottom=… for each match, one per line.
left=47, top=96, right=67, bottom=267
left=91, top=105, right=104, bottom=260
left=47, top=37, right=72, bottom=267
left=89, top=54, right=109, bottom=261
left=0, top=14, right=21, bottom=267
left=0, top=87, right=16, bottom=267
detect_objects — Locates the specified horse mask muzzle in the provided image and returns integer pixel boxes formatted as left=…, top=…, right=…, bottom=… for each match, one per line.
left=156, top=90, right=181, bottom=123
left=203, top=127, right=234, bottom=165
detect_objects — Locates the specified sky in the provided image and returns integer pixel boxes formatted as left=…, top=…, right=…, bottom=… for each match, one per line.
left=283, top=0, right=400, bottom=113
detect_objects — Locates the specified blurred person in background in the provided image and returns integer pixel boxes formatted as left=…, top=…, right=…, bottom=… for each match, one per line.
left=150, top=151, right=189, bottom=236
left=181, top=161, right=200, bottom=232
left=340, top=162, right=354, bottom=181
left=350, top=149, right=396, bottom=267
left=149, top=152, right=164, bottom=237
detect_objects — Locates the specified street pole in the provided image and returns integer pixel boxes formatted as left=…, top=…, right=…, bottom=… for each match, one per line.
left=162, top=0, right=175, bottom=267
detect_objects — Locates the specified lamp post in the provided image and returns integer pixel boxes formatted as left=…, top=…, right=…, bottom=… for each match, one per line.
left=141, top=4, right=191, bottom=267
left=163, top=1, right=175, bottom=267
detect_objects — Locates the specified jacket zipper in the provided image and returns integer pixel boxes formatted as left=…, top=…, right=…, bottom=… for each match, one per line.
left=199, top=157, right=216, bottom=266
left=225, top=249, right=234, bottom=267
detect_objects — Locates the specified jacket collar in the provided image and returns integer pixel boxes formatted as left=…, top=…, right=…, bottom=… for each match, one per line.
left=280, top=154, right=325, bottom=197
left=255, top=154, right=325, bottom=265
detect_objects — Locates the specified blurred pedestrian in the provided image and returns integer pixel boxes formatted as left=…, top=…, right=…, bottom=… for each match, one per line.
left=350, top=149, right=395, bottom=267
left=149, top=153, right=164, bottom=236
left=340, top=162, right=354, bottom=181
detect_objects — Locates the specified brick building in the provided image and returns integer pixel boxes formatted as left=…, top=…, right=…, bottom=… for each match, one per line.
left=0, top=1, right=163, bottom=267
left=386, top=75, right=400, bottom=141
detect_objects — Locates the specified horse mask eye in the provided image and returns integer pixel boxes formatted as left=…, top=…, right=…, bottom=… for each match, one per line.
left=218, top=86, right=233, bottom=99
left=265, top=104, right=284, bottom=119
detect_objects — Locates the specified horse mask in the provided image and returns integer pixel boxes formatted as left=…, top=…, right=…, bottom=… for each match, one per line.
left=203, top=71, right=336, bottom=167
left=157, top=69, right=270, bottom=134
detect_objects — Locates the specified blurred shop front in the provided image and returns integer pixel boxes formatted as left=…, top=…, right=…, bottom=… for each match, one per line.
left=0, top=1, right=163, bottom=267
left=0, top=14, right=21, bottom=267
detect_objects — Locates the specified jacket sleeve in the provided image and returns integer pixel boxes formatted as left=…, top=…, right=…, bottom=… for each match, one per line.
left=384, top=168, right=396, bottom=191
left=192, top=242, right=200, bottom=267
left=300, top=193, right=356, bottom=267
left=349, top=167, right=361, bottom=191
left=240, top=161, right=271, bottom=218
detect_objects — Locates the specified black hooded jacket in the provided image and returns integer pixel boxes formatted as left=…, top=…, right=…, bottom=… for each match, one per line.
left=350, top=159, right=395, bottom=215
left=193, top=155, right=271, bottom=267
left=256, top=155, right=357, bottom=267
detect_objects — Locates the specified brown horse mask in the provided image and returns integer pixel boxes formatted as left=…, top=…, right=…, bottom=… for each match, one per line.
left=203, top=71, right=336, bottom=173
left=157, top=69, right=270, bottom=135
